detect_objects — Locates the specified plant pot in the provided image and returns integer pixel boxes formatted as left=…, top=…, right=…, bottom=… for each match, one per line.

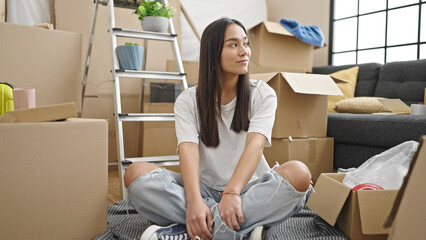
left=116, top=45, right=144, bottom=70
left=140, top=16, right=169, bottom=32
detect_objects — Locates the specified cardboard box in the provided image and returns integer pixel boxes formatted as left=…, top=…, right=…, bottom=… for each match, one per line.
left=0, top=117, right=108, bottom=240
left=251, top=72, right=343, bottom=138
left=248, top=21, right=316, bottom=72
left=306, top=173, right=398, bottom=240
left=249, top=63, right=306, bottom=74
left=0, top=22, right=82, bottom=112
left=166, top=60, right=199, bottom=85
left=141, top=103, right=180, bottom=172
left=385, top=136, right=426, bottom=239
left=0, top=102, right=77, bottom=123
left=264, top=137, right=333, bottom=183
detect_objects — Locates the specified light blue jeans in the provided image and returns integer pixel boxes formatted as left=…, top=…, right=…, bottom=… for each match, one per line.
left=127, top=164, right=310, bottom=240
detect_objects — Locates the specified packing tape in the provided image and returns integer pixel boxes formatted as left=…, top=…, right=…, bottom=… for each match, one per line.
left=410, top=104, right=426, bottom=115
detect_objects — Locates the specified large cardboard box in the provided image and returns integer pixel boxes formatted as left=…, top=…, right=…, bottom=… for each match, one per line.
left=0, top=116, right=108, bottom=239
left=264, top=138, right=333, bottom=183
left=386, top=136, right=426, bottom=239
left=251, top=72, right=342, bottom=138
left=306, top=173, right=398, bottom=240
left=248, top=21, right=316, bottom=72
left=166, top=60, right=199, bottom=85
left=141, top=103, right=180, bottom=172
left=0, top=22, right=82, bottom=111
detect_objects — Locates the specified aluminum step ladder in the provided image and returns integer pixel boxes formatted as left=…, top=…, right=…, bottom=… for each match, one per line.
left=82, top=0, right=188, bottom=199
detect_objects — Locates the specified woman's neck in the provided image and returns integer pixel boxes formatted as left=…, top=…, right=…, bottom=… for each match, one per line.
left=221, top=73, right=238, bottom=105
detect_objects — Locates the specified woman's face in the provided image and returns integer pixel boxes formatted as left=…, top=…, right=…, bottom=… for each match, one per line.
left=220, top=23, right=251, bottom=77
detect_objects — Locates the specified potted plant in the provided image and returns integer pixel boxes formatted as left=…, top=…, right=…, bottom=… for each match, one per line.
left=134, top=0, right=175, bottom=32
left=116, top=42, right=144, bottom=70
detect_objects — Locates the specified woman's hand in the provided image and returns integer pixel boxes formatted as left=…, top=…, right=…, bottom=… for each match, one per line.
left=218, top=194, right=244, bottom=231
left=186, top=199, right=213, bottom=240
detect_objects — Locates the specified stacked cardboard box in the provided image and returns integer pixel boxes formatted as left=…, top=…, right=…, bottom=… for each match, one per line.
left=0, top=103, right=108, bottom=240
left=252, top=72, right=342, bottom=183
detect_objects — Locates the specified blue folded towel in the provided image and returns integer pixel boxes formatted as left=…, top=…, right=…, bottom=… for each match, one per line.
left=279, top=18, right=324, bottom=47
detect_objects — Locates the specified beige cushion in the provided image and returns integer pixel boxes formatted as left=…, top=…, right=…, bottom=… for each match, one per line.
left=334, top=97, right=391, bottom=114
left=328, top=66, right=359, bottom=112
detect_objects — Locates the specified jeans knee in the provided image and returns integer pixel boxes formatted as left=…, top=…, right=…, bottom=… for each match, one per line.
left=124, top=162, right=159, bottom=188
left=274, top=160, right=311, bottom=192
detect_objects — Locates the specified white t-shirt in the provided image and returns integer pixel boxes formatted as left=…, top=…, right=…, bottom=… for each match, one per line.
left=174, top=79, right=277, bottom=191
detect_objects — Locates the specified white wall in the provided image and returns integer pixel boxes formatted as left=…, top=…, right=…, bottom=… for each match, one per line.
left=266, top=0, right=330, bottom=67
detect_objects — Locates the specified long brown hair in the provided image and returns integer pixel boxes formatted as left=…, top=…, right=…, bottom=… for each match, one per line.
left=196, top=18, right=250, bottom=147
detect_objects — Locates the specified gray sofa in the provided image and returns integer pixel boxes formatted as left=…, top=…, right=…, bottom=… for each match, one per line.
left=312, top=59, right=426, bottom=170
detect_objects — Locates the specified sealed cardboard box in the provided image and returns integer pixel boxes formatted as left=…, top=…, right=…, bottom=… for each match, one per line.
left=141, top=103, right=180, bottom=172
left=0, top=22, right=82, bottom=111
left=248, top=21, right=316, bottom=72
left=0, top=117, right=108, bottom=240
left=166, top=60, right=199, bottom=85
left=307, top=173, right=398, bottom=240
left=264, top=137, right=333, bottom=183
left=0, top=102, right=77, bottom=123
left=386, top=136, right=426, bottom=239
left=251, top=72, right=343, bottom=138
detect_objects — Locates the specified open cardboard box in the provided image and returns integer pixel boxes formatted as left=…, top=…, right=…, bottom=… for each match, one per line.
left=264, top=137, right=333, bottom=184
left=307, top=173, right=398, bottom=240
left=251, top=72, right=343, bottom=138
left=0, top=103, right=108, bottom=239
left=385, top=136, right=426, bottom=239
left=248, top=21, right=320, bottom=72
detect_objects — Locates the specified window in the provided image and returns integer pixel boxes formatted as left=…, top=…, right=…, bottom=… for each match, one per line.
left=330, top=0, right=426, bottom=65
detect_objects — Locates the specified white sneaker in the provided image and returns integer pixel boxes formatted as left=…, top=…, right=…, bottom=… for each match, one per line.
left=140, top=223, right=189, bottom=240
left=249, top=225, right=264, bottom=240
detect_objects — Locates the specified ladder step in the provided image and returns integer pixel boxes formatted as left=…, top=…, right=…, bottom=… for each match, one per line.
left=113, top=28, right=177, bottom=41
left=116, top=70, right=186, bottom=80
left=118, top=113, right=175, bottom=122
left=122, top=155, right=180, bottom=166
left=100, top=0, right=139, bottom=9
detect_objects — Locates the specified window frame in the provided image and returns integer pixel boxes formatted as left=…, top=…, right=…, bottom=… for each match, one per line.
left=329, top=0, right=425, bottom=65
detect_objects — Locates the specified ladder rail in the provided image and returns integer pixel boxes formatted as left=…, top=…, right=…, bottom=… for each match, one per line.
left=107, top=0, right=127, bottom=198
left=81, top=0, right=101, bottom=114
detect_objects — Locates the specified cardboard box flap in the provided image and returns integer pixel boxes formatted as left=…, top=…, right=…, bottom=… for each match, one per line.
left=0, top=102, right=77, bottom=123
left=306, top=173, right=351, bottom=226
left=386, top=136, right=426, bottom=239
left=263, top=21, right=294, bottom=37
left=378, top=98, right=411, bottom=114
left=281, top=72, right=343, bottom=96
left=357, top=190, right=398, bottom=235
left=250, top=72, right=278, bottom=83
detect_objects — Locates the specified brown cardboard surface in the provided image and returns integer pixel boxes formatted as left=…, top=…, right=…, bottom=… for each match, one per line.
left=377, top=98, right=411, bottom=114
left=166, top=60, right=199, bottom=84
left=0, top=0, right=5, bottom=22
left=251, top=72, right=342, bottom=138
left=140, top=103, right=180, bottom=172
left=0, top=118, right=108, bottom=240
left=0, top=102, right=76, bottom=123
left=263, top=138, right=333, bottom=183
left=357, top=190, right=398, bottom=235
left=0, top=22, right=82, bottom=111
left=307, top=173, right=398, bottom=240
left=248, top=21, right=315, bottom=72
left=387, top=136, right=426, bottom=239
left=307, top=173, right=351, bottom=226
left=249, top=63, right=306, bottom=74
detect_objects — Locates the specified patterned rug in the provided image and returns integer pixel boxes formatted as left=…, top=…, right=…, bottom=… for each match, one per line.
left=95, top=200, right=348, bottom=240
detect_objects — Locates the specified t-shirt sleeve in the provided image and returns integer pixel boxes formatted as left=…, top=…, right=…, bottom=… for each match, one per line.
left=174, top=88, right=200, bottom=147
left=248, top=81, right=277, bottom=147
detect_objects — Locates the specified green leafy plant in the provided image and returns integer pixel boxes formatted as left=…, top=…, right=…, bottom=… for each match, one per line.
left=134, top=0, right=174, bottom=20
left=124, top=42, right=139, bottom=46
